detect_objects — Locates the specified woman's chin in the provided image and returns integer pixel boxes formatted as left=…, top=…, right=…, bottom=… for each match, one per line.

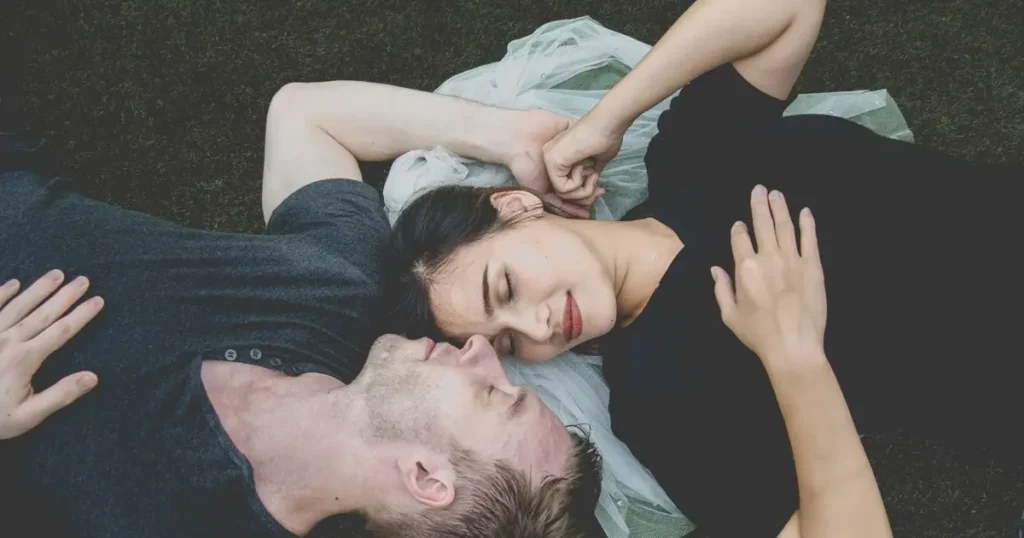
left=520, top=351, right=560, bottom=364
left=571, top=338, right=604, bottom=356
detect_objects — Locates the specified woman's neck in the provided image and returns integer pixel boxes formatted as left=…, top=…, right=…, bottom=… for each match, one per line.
left=569, top=217, right=683, bottom=326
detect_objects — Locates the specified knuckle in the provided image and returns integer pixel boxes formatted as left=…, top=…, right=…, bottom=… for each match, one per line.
left=11, top=319, right=34, bottom=335
left=719, top=310, right=733, bottom=326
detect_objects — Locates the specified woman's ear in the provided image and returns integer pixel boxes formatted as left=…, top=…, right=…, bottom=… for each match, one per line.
left=490, top=190, right=544, bottom=223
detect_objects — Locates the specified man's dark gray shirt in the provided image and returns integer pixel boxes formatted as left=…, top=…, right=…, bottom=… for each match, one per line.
left=0, top=171, right=389, bottom=538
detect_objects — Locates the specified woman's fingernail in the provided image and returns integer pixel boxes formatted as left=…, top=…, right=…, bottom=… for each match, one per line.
left=46, top=269, right=64, bottom=282
left=753, top=185, right=766, bottom=197
left=73, top=276, right=89, bottom=288
left=801, top=207, right=813, bottom=219
left=77, top=373, right=98, bottom=391
left=87, top=296, right=105, bottom=309
left=770, top=190, right=782, bottom=201
left=2, top=279, right=17, bottom=291
left=710, top=267, right=718, bottom=282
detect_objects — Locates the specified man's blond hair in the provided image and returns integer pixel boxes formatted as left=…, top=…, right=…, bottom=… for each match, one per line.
left=367, top=430, right=602, bottom=538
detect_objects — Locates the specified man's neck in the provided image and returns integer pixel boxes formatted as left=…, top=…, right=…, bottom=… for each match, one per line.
left=201, top=362, right=382, bottom=535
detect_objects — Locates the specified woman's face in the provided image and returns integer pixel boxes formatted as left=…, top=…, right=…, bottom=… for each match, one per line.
left=427, top=192, right=619, bottom=362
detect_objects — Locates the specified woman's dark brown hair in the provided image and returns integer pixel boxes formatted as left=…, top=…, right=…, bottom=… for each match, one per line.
left=383, top=184, right=571, bottom=341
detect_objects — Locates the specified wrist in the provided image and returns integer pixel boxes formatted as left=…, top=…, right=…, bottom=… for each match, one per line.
left=587, top=96, right=636, bottom=138
left=477, top=107, right=522, bottom=167
left=761, top=342, right=829, bottom=377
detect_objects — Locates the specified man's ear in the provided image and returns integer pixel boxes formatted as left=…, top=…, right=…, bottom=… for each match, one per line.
left=397, top=451, right=456, bottom=509
left=490, top=190, right=544, bottom=223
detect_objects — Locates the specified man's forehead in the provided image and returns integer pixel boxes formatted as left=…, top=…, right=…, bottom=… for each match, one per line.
left=430, top=259, right=490, bottom=337
left=507, top=397, right=573, bottom=473
left=513, top=424, right=573, bottom=481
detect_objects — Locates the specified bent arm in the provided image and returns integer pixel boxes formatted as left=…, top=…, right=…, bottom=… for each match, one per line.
left=261, top=82, right=520, bottom=224
left=767, top=348, right=892, bottom=538
left=588, top=0, right=825, bottom=134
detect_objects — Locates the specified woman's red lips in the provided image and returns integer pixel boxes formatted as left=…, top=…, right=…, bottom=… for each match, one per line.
left=563, top=293, right=582, bottom=341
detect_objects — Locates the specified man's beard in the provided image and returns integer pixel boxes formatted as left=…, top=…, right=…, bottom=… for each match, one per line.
left=357, top=359, right=450, bottom=449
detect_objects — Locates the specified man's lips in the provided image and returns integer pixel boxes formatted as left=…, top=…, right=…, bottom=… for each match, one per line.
left=423, top=337, right=436, bottom=360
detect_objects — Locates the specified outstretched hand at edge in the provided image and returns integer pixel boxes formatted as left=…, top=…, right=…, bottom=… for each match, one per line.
left=0, top=271, right=104, bottom=440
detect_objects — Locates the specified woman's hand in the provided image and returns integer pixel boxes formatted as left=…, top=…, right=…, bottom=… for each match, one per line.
left=505, top=109, right=595, bottom=219
left=711, top=186, right=827, bottom=371
left=0, top=271, right=104, bottom=440
left=541, top=113, right=621, bottom=209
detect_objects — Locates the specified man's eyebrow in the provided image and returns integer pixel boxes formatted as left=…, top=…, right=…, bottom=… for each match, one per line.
left=508, top=389, right=527, bottom=418
left=482, top=263, right=493, bottom=318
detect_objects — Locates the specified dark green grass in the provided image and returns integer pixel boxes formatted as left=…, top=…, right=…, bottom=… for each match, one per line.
left=3, top=0, right=1022, bottom=536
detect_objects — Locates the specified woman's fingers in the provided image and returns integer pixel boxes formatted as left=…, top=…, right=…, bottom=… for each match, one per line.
left=0, top=279, right=21, bottom=309
left=769, top=190, right=798, bottom=256
left=799, top=208, right=822, bottom=271
left=10, top=277, right=92, bottom=342
left=10, top=371, right=98, bottom=435
left=572, top=170, right=605, bottom=207
left=711, top=266, right=737, bottom=325
left=578, top=185, right=606, bottom=208
left=0, top=270, right=65, bottom=332
left=31, top=296, right=104, bottom=361
left=553, top=155, right=586, bottom=193
left=730, top=221, right=755, bottom=264
left=750, top=185, right=778, bottom=253
left=560, top=164, right=599, bottom=201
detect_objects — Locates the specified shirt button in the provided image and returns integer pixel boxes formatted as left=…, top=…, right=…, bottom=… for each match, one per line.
left=269, top=358, right=283, bottom=368
left=224, top=349, right=237, bottom=361
left=250, top=348, right=262, bottom=361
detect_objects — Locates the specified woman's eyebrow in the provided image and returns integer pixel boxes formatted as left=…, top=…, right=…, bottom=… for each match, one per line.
left=482, top=262, right=493, bottom=318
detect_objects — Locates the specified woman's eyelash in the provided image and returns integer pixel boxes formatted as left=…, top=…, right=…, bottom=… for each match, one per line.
left=505, top=271, right=515, bottom=302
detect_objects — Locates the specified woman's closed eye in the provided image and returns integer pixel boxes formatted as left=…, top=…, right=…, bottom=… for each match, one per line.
left=504, top=270, right=515, bottom=304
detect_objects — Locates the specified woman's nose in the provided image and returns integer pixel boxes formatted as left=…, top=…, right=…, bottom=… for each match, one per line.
left=458, top=334, right=497, bottom=366
left=515, top=308, right=552, bottom=343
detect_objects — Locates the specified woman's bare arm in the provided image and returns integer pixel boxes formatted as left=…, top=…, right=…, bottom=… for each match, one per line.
left=589, top=0, right=825, bottom=135
left=712, top=188, right=891, bottom=538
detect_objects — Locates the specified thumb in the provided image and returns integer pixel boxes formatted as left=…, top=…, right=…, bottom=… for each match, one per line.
left=711, top=267, right=737, bottom=325
left=545, top=145, right=585, bottom=194
left=16, top=371, right=97, bottom=431
left=543, top=139, right=572, bottom=186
